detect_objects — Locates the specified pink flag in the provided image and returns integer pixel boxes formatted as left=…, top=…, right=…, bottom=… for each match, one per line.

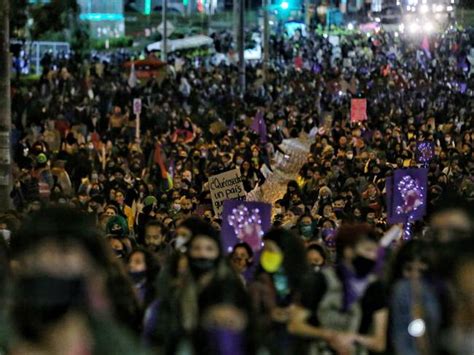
left=421, top=36, right=430, bottom=56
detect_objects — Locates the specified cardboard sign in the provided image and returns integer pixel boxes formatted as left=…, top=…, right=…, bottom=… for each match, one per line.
left=221, top=201, right=272, bottom=254
left=209, top=169, right=246, bottom=216
left=133, top=98, right=142, bottom=115
left=351, top=98, right=367, bottom=122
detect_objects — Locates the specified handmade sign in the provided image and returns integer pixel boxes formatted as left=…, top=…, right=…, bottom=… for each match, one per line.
left=209, top=169, right=246, bottom=217
left=221, top=201, right=272, bottom=254
left=351, top=98, right=367, bottom=122
left=386, top=168, right=428, bottom=225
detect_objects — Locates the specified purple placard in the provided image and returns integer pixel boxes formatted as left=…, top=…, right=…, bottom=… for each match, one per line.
left=221, top=200, right=272, bottom=255
left=416, top=141, right=434, bottom=164
left=388, top=168, right=428, bottom=224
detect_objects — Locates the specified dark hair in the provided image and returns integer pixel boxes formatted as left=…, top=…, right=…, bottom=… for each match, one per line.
left=335, top=223, right=379, bottom=260
left=307, top=243, right=328, bottom=264
left=127, top=248, right=160, bottom=307
left=145, top=220, right=167, bottom=234
left=11, top=207, right=108, bottom=268
left=262, top=228, right=308, bottom=290
left=387, top=240, right=431, bottom=288
left=231, top=242, right=254, bottom=260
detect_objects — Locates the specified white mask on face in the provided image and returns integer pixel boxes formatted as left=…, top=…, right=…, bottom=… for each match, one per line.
left=175, top=235, right=188, bottom=251
left=0, top=229, right=10, bottom=243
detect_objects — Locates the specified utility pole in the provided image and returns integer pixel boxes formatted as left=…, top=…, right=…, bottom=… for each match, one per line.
left=237, top=0, right=245, bottom=95
left=263, top=0, right=270, bottom=81
left=161, top=0, right=168, bottom=62
left=0, top=0, right=11, bottom=211
left=233, top=0, right=238, bottom=42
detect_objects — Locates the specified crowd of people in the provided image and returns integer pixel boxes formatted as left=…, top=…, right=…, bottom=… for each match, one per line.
left=0, top=24, right=473, bottom=355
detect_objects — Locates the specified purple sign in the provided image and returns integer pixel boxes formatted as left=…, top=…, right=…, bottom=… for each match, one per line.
left=221, top=200, right=272, bottom=254
left=416, top=141, right=434, bottom=164
left=387, top=168, right=428, bottom=224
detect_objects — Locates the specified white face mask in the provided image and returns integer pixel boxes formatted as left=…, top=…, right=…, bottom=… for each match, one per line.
left=173, top=203, right=181, bottom=212
left=175, top=235, right=188, bottom=251
left=0, top=229, right=11, bottom=243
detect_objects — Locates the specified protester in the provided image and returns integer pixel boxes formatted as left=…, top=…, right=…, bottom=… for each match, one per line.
left=3, top=21, right=474, bottom=355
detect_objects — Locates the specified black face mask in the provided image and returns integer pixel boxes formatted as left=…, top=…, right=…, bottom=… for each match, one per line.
left=129, top=271, right=147, bottom=284
left=352, top=255, right=376, bottom=278
left=188, top=257, right=217, bottom=279
left=14, top=275, right=87, bottom=341
left=181, top=208, right=191, bottom=214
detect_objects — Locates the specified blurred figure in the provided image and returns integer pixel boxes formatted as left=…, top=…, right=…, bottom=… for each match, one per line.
left=144, top=218, right=240, bottom=353
left=249, top=228, right=308, bottom=354
left=446, top=238, right=474, bottom=355
left=289, top=224, right=388, bottom=354
left=388, top=240, right=441, bottom=355
left=306, top=243, right=327, bottom=272
left=230, top=242, right=254, bottom=285
left=9, top=208, right=148, bottom=354
left=127, top=248, right=160, bottom=309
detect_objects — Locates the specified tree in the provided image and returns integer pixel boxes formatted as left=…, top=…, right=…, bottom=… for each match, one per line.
left=28, top=0, right=80, bottom=39
left=10, top=0, right=28, bottom=36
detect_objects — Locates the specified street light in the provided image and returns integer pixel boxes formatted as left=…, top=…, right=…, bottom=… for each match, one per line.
left=280, top=1, right=289, bottom=10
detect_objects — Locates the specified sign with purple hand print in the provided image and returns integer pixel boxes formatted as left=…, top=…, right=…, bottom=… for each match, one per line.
left=221, top=201, right=272, bottom=254
left=386, top=168, right=428, bottom=224
left=416, top=141, right=434, bottom=165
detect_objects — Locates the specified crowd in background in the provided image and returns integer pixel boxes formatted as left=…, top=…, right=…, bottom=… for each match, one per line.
left=0, top=26, right=473, bottom=355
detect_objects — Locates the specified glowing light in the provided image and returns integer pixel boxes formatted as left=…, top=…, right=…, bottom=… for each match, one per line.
left=79, top=13, right=124, bottom=21
left=447, top=5, right=453, bottom=11
left=409, top=22, right=420, bottom=33
left=408, top=319, right=426, bottom=337
left=280, top=1, right=289, bottom=9
left=420, top=4, right=429, bottom=13
left=347, top=23, right=354, bottom=30
left=424, top=21, right=434, bottom=33
left=144, top=0, right=152, bottom=15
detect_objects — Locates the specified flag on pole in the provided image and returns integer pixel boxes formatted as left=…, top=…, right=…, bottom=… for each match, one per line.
left=153, top=142, right=169, bottom=179
left=251, top=111, right=267, bottom=143
left=420, top=36, right=431, bottom=59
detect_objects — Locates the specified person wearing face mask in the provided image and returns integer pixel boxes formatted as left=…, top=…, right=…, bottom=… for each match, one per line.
left=387, top=240, right=441, bottom=355
left=143, top=220, right=169, bottom=265
left=249, top=229, right=308, bottom=355
left=194, top=276, right=259, bottom=355
left=178, top=197, right=194, bottom=219
left=288, top=224, right=388, bottom=355
left=127, top=248, right=160, bottom=309
left=306, top=243, right=327, bottom=273
left=298, top=215, right=317, bottom=242
left=147, top=219, right=230, bottom=352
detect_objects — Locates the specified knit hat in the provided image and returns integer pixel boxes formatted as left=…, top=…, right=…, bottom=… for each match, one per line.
left=37, top=153, right=48, bottom=164
left=143, top=195, right=157, bottom=207
left=106, top=215, right=129, bottom=238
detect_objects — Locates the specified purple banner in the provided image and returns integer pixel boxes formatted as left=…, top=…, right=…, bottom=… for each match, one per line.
left=221, top=200, right=272, bottom=254
left=387, top=168, right=428, bottom=224
left=416, top=141, right=434, bottom=164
